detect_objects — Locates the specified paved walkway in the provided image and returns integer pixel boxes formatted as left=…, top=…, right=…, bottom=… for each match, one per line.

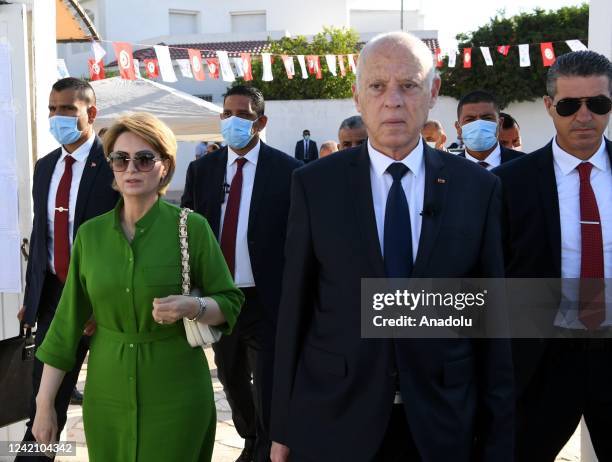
left=56, top=349, right=582, bottom=462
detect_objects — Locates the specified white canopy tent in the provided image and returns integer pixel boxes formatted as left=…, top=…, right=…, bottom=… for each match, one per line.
left=90, top=77, right=223, bottom=142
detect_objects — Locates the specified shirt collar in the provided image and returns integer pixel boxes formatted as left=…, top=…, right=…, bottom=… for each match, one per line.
left=552, top=136, right=609, bottom=176
left=368, top=138, right=424, bottom=179
left=465, top=143, right=501, bottom=167
left=227, top=140, right=260, bottom=167
left=60, top=133, right=95, bottom=163
left=112, top=196, right=162, bottom=234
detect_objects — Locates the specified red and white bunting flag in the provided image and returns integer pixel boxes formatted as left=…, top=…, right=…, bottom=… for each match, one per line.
left=435, top=48, right=443, bottom=68
left=133, top=59, right=142, bottom=78
left=241, top=53, right=253, bottom=81
left=144, top=59, right=159, bottom=78
left=188, top=50, right=205, bottom=81
left=480, top=47, right=494, bottom=66
left=206, top=58, right=220, bottom=79
left=518, top=44, right=530, bottom=67
left=347, top=54, right=357, bottom=73
left=325, top=55, right=337, bottom=76
left=153, top=45, right=177, bottom=82
left=306, top=55, right=322, bottom=79
left=540, top=42, right=556, bottom=67
left=281, top=55, right=295, bottom=79
left=463, top=48, right=472, bottom=69
left=497, top=45, right=510, bottom=56
left=232, top=57, right=245, bottom=78
left=112, top=42, right=135, bottom=80
left=566, top=39, right=587, bottom=52
left=261, top=53, right=273, bottom=81
left=448, top=51, right=457, bottom=68
left=177, top=59, right=193, bottom=78
left=297, top=55, right=308, bottom=79
left=217, top=51, right=235, bottom=82
left=88, top=58, right=105, bottom=80
left=338, top=55, right=346, bottom=77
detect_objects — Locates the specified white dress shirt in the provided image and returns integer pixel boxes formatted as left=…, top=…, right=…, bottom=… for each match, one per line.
left=552, top=136, right=612, bottom=328
left=369, top=139, right=425, bottom=261
left=46, top=134, right=95, bottom=274
left=220, top=141, right=259, bottom=287
left=464, top=143, right=501, bottom=170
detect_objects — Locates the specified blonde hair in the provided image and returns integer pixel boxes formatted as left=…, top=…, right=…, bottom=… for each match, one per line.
left=103, top=112, right=177, bottom=195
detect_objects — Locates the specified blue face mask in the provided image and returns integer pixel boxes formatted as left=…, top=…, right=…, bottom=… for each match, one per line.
left=461, top=119, right=498, bottom=152
left=49, top=115, right=83, bottom=145
left=220, top=116, right=257, bottom=149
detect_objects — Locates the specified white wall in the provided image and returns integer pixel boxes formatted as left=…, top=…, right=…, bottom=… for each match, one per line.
left=263, top=96, right=556, bottom=157
left=350, top=9, right=424, bottom=33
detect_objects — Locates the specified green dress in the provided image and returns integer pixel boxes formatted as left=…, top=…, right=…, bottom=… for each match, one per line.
left=36, top=198, right=244, bottom=462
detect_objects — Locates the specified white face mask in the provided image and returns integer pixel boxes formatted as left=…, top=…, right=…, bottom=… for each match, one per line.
left=425, top=141, right=437, bottom=149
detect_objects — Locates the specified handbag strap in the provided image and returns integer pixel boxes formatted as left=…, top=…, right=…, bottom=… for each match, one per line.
left=179, top=208, right=192, bottom=296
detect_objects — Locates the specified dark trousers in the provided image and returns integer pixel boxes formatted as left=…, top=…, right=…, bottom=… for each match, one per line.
left=15, top=273, right=90, bottom=462
left=515, top=340, right=612, bottom=462
left=213, top=287, right=273, bottom=462
left=373, top=404, right=421, bottom=462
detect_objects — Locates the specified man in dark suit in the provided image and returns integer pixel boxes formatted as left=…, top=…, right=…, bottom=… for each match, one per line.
left=294, top=129, right=318, bottom=163
left=15, top=78, right=118, bottom=460
left=270, top=32, right=513, bottom=462
left=454, top=90, right=523, bottom=169
left=494, top=51, right=612, bottom=461
left=182, top=85, right=301, bottom=462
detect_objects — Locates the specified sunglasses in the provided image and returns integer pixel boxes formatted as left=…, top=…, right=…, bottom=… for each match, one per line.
left=107, top=150, right=162, bottom=172
left=552, top=96, right=612, bottom=117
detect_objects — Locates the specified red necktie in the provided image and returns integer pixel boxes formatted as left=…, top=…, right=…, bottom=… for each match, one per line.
left=478, top=161, right=490, bottom=168
left=220, top=157, right=247, bottom=277
left=54, top=155, right=75, bottom=283
left=577, top=162, right=605, bottom=330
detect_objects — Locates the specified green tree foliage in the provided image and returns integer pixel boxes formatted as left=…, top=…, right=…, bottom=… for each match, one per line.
left=440, top=4, right=589, bottom=106
left=231, top=26, right=360, bottom=100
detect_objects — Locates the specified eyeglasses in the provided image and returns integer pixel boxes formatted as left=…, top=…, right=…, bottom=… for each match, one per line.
left=107, top=150, right=162, bottom=172
left=553, top=96, right=612, bottom=117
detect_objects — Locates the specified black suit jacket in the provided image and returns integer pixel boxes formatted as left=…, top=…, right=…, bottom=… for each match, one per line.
left=271, top=143, right=514, bottom=461
left=23, top=136, right=119, bottom=325
left=493, top=138, right=612, bottom=395
left=181, top=142, right=302, bottom=335
left=458, top=144, right=524, bottom=164
left=294, top=139, right=318, bottom=163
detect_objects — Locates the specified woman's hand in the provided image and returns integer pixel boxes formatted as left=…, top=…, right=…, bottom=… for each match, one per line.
left=152, top=295, right=199, bottom=324
left=32, top=402, right=58, bottom=446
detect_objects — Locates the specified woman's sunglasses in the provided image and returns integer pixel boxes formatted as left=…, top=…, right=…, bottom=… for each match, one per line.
left=107, top=150, right=162, bottom=172
left=553, top=96, right=612, bottom=117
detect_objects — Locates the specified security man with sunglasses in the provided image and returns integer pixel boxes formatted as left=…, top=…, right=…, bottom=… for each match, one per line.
left=494, top=51, right=612, bottom=461
left=15, top=78, right=118, bottom=461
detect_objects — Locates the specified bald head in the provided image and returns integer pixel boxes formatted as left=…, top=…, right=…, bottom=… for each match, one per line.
left=319, top=140, right=339, bottom=158
left=356, top=32, right=436, bottom=91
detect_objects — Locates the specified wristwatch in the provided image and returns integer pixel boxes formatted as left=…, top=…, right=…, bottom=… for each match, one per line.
left=187, top=297, right=208, bottom=322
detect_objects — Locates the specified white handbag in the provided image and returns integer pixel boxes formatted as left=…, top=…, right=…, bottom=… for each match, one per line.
left=180, top=208, right=223, bottom=347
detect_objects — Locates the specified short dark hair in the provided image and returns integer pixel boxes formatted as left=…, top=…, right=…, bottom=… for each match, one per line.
left=546, top=50, right=612, bottom=97
left=339, top=115, right=364, bottom=131
left=224, top=85, right=265, bottom=116
left=52, top=77, right=96, bottom=105
left=303, top=129, right=310, bottom=135
left=499, top=112, right=519, bottom=130
left=457, top=90, right=500, bottom=119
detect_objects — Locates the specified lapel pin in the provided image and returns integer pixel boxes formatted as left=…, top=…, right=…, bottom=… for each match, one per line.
left=437, top=178, right=446, bottom=184
left=90, top=162, right=97, bottom=167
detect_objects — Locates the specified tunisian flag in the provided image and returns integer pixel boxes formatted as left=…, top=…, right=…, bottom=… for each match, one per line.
left=88, top=59, right=105, bottom=80
left=188, top=49, right=206, bottom=81
left=463, top=48, right=472, bottom=69
left=206, top=58, right=220, bottom=79
left=497, top=45, right=510, bottom=56
left=540, top=42, right=556, bottom=67
left=306, top=55, right=322, bottom=79
left=144, top=59, right=159, bottom=78
left=241, top=53, right=253, bottom=81
left=113, top=42, right=135, bottom=80
left=434, top=48, right=443, bottom=68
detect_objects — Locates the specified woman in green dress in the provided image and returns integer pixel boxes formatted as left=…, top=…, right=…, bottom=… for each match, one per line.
left=32, top=113, right=244, bottom=461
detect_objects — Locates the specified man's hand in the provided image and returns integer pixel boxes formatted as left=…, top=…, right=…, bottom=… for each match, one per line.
left=17, top=305, right=31, bottom=328
left=270, top=442, right=290, bottom=462
left=83, top=318, right=97, bottom=336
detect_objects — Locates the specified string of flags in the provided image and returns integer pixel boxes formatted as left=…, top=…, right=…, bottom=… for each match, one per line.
left=60, top=37, right=589, bottom=83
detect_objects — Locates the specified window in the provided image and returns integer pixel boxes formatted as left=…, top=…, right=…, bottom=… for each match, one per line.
left=195, top=94, right=213, bottom=103
left=169, top=10, right=199, bottom=35
left=230, top=11, right=266, bottom=33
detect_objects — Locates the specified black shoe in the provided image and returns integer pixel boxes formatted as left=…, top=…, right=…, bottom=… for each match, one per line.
left=70, top=388, right=83, bottom=406
left=235, top=438, right=255, bottom=462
